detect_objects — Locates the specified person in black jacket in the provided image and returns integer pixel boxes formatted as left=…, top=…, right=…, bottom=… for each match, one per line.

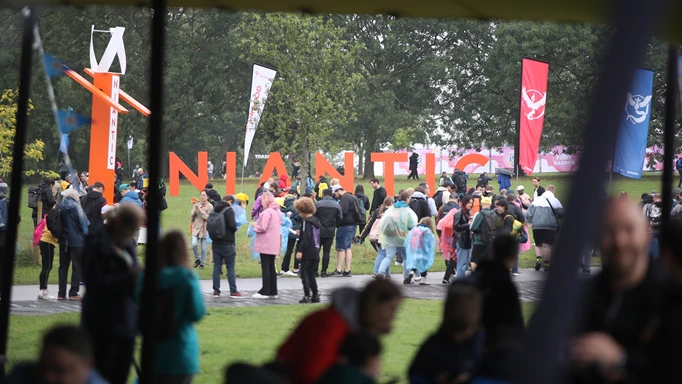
left=369, top=178, right=386, bottom=215
left=205, top=183, right=221, bottom=205
left=469, top=235, right=524, bottom=347
left=80, top=181, right=107, bottom=232
left=409, top=186, right=431, bottom=221
left=532, top=177, right=545, bottom=200
left=212, top=195, right=241, bottom=297
left=331, top=185, right=359, bottom=277
left=453, top=196, right=473, bottom=281
left=294, top=197, right=322, bottom=303
left=407, top=152, right=420, bottom=180
left=569, top=198, right=661, bottom=383
left=82, top=204, right=142, bottom=384
left=32, top=178, right=57, bottom=227
left=315, top=189, right=342, bottom=277
left=409, top=284, right=483, bottom=383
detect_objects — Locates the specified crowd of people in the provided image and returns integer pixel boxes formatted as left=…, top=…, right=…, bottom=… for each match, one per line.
left=8, top=158, right=682, bottom=383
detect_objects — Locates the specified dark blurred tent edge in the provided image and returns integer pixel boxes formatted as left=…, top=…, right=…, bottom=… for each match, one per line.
left=2, top=0, right=682, bottom=43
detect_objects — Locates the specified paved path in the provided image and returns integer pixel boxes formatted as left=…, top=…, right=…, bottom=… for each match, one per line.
left=8, top=267, right=601, bottom=315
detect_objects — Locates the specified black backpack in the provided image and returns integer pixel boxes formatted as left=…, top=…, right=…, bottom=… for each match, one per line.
left=207, top=207, right=229, bottom=239
left=28, top=186, right=42, bottom=209
left=455, top=174, right=467, bottom=190
left=351, top=195, right=366, bottom=225
left=480, top=211, right=496, bottom=244
left=46, top=207, right=63, bottom=239
left=433, top=190, right=445, bottom=210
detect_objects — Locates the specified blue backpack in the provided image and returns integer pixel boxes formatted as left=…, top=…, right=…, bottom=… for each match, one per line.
left=0, top=198, right=7, bottom=231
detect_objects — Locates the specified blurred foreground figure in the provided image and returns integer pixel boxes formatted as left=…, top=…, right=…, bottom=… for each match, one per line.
left=276, top=280, right=401, bottom=384
left=4, top=325, right=106, bottom=384
left=570, top=198, right=660, bottom=383
left=649, top=219, right=682, bottom=381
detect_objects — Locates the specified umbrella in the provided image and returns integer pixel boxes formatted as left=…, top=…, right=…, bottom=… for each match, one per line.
left=496, top=168, right=515, bottom=177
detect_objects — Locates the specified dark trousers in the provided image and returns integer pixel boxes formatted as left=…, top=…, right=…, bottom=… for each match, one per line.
left=443, top=259, right=457, bottom=281
left=408, top=169, right=419, bottom=180
left=213, top=243, right=237, bottom=294
left=91, top=333, right=135, bottom=384
left=39, top=242, right=55, bottom=289
left=281, top=238, right=300, bottom=272
left=58, top=245, right=83, bottom=297
left=300, top=258, right=319, bottom=297
left=259, top=254, right=278, bottom=296
left=678, top=170, right=682, bottom=188
left=319, top=237, right=334, bottom=274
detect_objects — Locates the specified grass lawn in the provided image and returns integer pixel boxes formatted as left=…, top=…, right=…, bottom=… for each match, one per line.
left=7, top=299, right=537, bottom=384
left=9, top=172, right=667, bottom=285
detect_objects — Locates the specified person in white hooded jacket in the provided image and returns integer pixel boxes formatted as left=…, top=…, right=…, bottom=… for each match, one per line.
left=525, top=185, right=564, bottom=272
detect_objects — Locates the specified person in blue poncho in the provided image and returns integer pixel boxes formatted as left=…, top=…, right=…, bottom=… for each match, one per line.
left=497, top=172, right=511, bottom=192
left=404, top=217, right=436, bottom=285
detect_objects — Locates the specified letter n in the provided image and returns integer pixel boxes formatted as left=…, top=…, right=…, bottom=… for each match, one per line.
left=169, top=152, right=208, bottom=196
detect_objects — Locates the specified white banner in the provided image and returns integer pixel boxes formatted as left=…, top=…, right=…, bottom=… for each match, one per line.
left=243, top=64, right=276, bottom=167
left=107, top=75, right=120, bottom=170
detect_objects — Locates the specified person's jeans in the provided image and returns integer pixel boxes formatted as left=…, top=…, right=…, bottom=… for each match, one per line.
left=259, top=254, right=278, bottom=296
left=455, top=245, right=472, bottom=281
left=39, top=242, right=55, bottom=289
left=373, top=243, right=391, bottom=276
left=379, top=245, right=402, bottom=276
left=192, top=236, right=207, bottom=265
left=213, top=243, right=237, bottom=294
left=579, top=248, right=592, bottom=272
left=678, top=170, right=682, bottom=188
left=319, top=237, right=333, bottom=274
left=512, top=254, right=520, bottom=274
left=58, top=245, right=83, bottom=297
left=281, top=238, right=300, bottom=272
left=300, top=258, right=318, bottom=297
left=396, top=246, right=405, bottom=264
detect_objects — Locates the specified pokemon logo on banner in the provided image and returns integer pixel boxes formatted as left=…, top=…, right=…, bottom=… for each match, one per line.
left=613, top=68, right=655, bottom=179
left=518, top=58, right=550, bottom=175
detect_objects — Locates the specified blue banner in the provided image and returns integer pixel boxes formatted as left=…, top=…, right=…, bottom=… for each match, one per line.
left=613, top=68, right=655, bottom=179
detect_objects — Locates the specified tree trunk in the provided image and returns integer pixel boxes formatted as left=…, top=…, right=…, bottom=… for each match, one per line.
left=357, top=143, right=364, bottom=177
left=363, top=136, right=376, bottom=179
left=300, top=125, right=310, bottom=186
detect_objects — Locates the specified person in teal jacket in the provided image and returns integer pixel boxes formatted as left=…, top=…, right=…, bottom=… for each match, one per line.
left=135, top=230, right=206, bottom=383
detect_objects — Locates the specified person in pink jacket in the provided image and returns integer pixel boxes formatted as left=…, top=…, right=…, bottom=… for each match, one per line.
left=250, top=191, right=282, bottom=298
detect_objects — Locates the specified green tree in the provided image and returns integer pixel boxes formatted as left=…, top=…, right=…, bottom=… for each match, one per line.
left=237, top=13, right=361, bottom=179
left=0, top=89, right=57, bottom=179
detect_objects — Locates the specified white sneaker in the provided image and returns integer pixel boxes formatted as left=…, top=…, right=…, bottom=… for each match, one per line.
left=414, top=275, right=422, bottom=282
left=38, top=292, right=55, bottom=300
left=419, top=276, right=430, bottom=286
left=394, top=261, right=401, bottom=266
left=268, top=295, right=279, bottom=299
left=252, top=293, right=269, bottom=299
left=512, top=272, right=522, bottom=276
left=283, top=270, right=297, bottom=277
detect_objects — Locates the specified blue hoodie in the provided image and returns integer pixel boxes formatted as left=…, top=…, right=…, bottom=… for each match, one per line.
left=135, top=266, right=205, bottom=375
left=58, top=196, right=89, bottom=246
left=120, top=191, right=143, bottom=207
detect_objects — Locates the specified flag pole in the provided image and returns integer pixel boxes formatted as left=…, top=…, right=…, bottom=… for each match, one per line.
left=240, top=165, right=245, bottom=192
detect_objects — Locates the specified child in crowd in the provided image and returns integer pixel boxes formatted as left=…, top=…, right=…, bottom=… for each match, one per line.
left=294, top=197, right=322, bottom=303
left=404, top=217, right=436, bottom=285
left=317, top=332, right=382, bottom=384
left=409, top=285, right=484, bottom=384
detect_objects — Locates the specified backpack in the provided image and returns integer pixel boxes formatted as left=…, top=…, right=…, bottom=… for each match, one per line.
left=356, top=195, right=368, bottom=221
left=504, top=214, right=524, bottom=237
left=433, top=190, right=445, bottom=210
left=480, top=212, right=495, bottom=244
left=368, top=216, right=382, bottom=242
left=455, top=173, right=467, bottom=190
left=350, top=195, right=366, bottom=225
left=46, top=207, right=63, bottom=239
left=409, top=198, right=424, bottom=219
left=317, top=182, right=328, bottom=199
left=28, top=186, right=42, bottom=209
left=207, top=207, right=229, bottom=239
left=0, top=198, right=7, bottom=231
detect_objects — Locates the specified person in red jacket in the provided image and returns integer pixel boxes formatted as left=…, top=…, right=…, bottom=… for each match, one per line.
left=276, top=280, right=402, bottom=384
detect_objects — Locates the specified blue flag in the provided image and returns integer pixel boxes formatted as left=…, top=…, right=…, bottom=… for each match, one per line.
left=613, top=68, right=655, bottom=179
left=59, top=134, right=69, bottom=154
left=57, top=110, right=91, bottom=134
left=43, top=54, right=67, bottom=77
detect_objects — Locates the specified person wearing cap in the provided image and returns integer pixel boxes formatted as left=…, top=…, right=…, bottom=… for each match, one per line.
left=331, top=185, right=359, bottom=277
left=672, top=188, right=682, bottom=209
left=118, top=184, right=143, bottom=208
left=439, top=172, right=453, bottom=187
left=205, top=183, right=221, bottom=205
left=516, top=185, right=531, bottom=211
left=470, top=196, right=495, bottom=271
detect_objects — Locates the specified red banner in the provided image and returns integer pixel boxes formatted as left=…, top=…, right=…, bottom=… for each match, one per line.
left=518, top=58, right=549, bottom=175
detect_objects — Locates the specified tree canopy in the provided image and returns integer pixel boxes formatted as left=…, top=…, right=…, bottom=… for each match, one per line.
left=0, top=9, right=674, bottom=180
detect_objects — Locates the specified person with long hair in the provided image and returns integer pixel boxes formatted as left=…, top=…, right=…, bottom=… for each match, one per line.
left=366, top=196, right=395, bottom=278
left=354, top=184, right=370, bottom=235
left=250, top=191, right=282, bottom=298
left=191, top=190, right=213, bottom=269
left=81, top=204, right=142, bottom=384
left=136, top=230, right=206, bottom=383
